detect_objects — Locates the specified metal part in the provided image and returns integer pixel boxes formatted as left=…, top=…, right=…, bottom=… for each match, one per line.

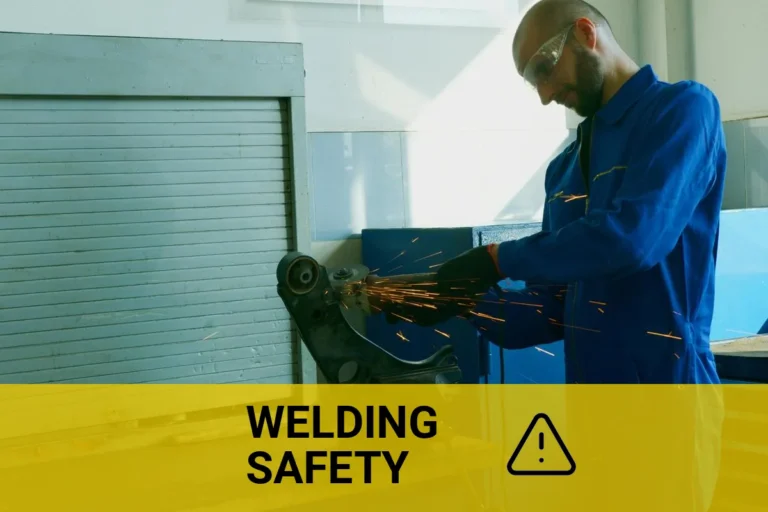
left=276, top=251, right=462, bottom=384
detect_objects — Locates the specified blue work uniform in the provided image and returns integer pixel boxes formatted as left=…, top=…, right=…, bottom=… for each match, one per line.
left=470, top=65, right=727, bottom=384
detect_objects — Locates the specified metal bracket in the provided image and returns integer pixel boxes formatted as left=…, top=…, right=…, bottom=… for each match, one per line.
left=276, top=252, right=462, bottom=384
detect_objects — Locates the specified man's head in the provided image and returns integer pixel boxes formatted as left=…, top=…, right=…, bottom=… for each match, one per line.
left=512, top=0, right=617, bottom=117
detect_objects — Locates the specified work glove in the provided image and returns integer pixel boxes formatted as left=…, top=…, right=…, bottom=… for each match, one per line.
left=381, top=245, right=502, bottom=327
left=434, top=244, right=503, bottom=297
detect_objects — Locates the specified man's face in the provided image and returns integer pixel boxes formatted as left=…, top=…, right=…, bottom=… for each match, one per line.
left=515, top=22, right=605, bottom=117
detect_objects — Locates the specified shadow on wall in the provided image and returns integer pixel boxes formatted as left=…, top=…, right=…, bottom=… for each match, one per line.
left=308, top=128, right=576, bottom=241
left=229, top=0, right=509, bottom=131
left=494, top=130, right=578, bottom=222
left=228, top=0, right=582, bottom=240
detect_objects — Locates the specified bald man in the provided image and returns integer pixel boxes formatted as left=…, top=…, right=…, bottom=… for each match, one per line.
left=391, top=0, right=727, bottom=387
left=411, top=2, right=724, bottom=508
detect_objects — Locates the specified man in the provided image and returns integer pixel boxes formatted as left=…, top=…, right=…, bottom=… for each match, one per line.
left=389, top=0, right=727, bottom=386
left=382, top=4, right=724, bottom=508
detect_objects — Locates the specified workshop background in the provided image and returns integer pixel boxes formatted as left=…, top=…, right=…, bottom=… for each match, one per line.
left=0, top=0, right=766, bottom=387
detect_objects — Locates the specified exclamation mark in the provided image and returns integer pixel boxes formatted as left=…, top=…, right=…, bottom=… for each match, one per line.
left=539, top=431, right=544, bottom=463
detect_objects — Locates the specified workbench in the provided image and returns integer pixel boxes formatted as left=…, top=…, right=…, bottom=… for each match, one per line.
left=711, top=334, right=768, bottom=383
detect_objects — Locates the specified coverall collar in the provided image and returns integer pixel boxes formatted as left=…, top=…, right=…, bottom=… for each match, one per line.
left=596, top=64, right=658, bottom=125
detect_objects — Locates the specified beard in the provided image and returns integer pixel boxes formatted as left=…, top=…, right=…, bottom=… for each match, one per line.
left=566, top=45, right=604, bottom=117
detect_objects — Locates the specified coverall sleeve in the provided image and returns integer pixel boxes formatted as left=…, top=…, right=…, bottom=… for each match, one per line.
left=495, top=83, right=721, bottom=285
left=466, top=283, right=566, bottom=349
left=466, top=185, right=566, bottom=349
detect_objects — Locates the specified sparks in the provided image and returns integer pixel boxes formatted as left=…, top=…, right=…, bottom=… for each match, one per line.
left=469, top=311, right=505, bottom=323
left=535, top=347, right=555, bottom=357
left=391, top=313, right=413, bottom=323
left=413, top=251, right=443, bottom=263
left=387, top=251, right=406, bottom=264
left=502, top=300, right=543, bottom=308
left=434, top=329, right=450, bottom=339
left=647, top=331, right=682, bottom=340
left=549, top=320, right=600, bottom=333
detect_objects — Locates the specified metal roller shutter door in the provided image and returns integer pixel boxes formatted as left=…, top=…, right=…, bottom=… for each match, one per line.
left=0, top=97, right=296, bottom=384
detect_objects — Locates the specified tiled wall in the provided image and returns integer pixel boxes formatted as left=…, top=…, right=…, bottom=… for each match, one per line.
left=722, top=118, right=768, bottom=209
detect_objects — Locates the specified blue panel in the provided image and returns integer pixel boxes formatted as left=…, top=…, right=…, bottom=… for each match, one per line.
left=361, top=227, right=483, bottom=383
left=475, top=224, right=566, bottom=385
left=362, top=223, right=566, bottom=385
left=711, top=208, right=768, bottom=341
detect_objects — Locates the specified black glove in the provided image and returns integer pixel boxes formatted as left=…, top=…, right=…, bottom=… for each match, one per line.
left=377, top=246, right=501, bottom=327
left=434, top=245, right=502, bottom=297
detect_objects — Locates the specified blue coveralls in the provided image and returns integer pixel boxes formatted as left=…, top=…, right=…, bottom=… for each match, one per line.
left=470, top=65, right=727, bottom=384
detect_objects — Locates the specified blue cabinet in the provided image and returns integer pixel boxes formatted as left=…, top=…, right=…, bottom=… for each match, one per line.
left=361, top=224, right=566, bottom=384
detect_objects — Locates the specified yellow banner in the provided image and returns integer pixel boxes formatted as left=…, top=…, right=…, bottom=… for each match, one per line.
left=0, top=384, right=763, bottom=511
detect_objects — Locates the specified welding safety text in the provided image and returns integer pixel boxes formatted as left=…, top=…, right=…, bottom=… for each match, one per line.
left=245, top=404, right=437, bottom=485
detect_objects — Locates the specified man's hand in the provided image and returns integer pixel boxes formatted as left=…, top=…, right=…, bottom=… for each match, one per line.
left=435, top=244, right=503, bottom=296
left=370, top=245, right=503, bottom=327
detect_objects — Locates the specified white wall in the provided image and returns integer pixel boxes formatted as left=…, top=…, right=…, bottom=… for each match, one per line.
left=0, top=0, right=639, bottom=265
left=5, top=0, right=764, bottom=249
left=634, top=0, right=768, bottom=212
left=691, top=0, right=768, bottom=121
left=636, top=0, right=766, bottom=122
left=0, top=0, right=637, bottom=131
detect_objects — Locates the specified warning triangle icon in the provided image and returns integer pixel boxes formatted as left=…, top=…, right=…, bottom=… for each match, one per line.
left=506, top=413, right=575, bottom=476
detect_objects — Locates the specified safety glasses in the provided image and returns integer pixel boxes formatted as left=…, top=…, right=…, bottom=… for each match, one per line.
left=521, top=24, right=573, bottom=89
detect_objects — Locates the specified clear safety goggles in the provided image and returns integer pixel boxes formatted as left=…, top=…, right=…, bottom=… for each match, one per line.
left=522, top=24, right=573, bottom=89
